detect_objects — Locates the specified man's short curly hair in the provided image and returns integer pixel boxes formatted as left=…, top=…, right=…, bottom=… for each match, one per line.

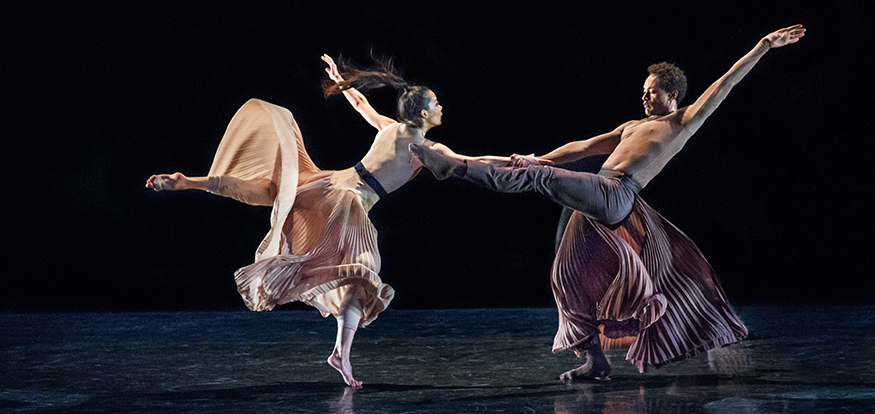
left=647, top=62, right=687, bottom=104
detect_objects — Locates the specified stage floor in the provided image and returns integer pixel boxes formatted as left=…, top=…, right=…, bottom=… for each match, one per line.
left=2, top=306, right=873, bottom=413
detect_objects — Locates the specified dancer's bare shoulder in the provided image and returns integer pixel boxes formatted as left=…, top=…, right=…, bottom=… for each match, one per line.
left=374, top=121, right=402, bottom=139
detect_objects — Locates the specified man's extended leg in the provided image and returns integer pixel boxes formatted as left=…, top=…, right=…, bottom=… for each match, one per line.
left=410, top=143, right=634, bottom=225
left=409, top=144, right=468, bottom=180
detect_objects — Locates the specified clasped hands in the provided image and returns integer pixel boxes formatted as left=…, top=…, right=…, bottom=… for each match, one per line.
left=510, top=154, right=553, bottom=168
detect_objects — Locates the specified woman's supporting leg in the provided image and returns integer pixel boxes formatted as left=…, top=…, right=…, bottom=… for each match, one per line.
left=328, top=286, right=364, bottom=387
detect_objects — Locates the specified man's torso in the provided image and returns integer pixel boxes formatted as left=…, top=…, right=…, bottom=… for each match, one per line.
left=602, top=109, right=693, bottom=187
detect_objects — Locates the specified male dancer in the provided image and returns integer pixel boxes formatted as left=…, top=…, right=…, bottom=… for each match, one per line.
left=411, top=25, right=805, bottom=379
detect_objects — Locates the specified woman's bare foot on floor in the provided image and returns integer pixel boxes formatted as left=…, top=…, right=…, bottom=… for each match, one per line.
left=328, top=352, right=362, bottom=388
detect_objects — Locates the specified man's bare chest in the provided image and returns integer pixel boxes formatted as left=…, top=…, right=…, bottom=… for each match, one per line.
left=619, top=117, right=685, bottom=150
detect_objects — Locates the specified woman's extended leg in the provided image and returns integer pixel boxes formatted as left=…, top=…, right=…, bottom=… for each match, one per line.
left=327, top=286, right=364, bottom=388
left=146, top=173, right=275, bottom=206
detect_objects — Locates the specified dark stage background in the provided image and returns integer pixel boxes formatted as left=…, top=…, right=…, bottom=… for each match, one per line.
left=4, top=2, right=872, bottom=312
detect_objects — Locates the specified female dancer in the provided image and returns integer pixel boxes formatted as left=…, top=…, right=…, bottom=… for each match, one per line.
left=146, top=54, right=514, bottom=387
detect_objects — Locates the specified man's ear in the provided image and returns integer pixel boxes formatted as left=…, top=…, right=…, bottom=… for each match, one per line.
left=669, top=90, right=679, bottom=101
left=420, top=109, right=429, bottom=118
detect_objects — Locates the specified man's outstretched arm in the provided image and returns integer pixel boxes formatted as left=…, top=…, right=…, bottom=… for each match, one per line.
left=681, top=24, right=806, bottom=132
left=532, top=124, right=627, bottom=165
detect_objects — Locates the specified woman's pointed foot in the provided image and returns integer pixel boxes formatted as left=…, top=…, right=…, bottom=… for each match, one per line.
left=328, top=352, right=362, bottom=388
left=146, top=172, right=187, bottom=191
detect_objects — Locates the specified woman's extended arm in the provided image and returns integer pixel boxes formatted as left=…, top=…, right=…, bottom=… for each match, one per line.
left=427, top=142, right=550, bottom=166
left=322, top=54, right=396, bottom=131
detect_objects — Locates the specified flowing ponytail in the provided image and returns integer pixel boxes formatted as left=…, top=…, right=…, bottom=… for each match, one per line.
left=323, top=56, right=434, bottom=128
left=322, top=59, right=408, bottom=96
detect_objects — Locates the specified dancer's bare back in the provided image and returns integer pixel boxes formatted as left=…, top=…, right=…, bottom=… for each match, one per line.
left=357, top=122, right=430, bottom=194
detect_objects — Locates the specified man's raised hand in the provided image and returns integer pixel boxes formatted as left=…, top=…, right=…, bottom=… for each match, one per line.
left=764, top=24, right=806, bottom=49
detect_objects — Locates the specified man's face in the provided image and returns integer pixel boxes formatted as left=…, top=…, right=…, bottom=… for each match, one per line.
left=642, top=74, right=675, bottom=116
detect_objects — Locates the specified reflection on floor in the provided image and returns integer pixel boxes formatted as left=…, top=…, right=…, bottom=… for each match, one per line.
left=2, top=306, right=873, bottom=413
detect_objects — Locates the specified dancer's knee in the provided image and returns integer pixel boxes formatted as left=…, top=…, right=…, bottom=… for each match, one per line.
left=489, top=165, right=555, bottom=194
left=339, top=285, right=365, bottom=310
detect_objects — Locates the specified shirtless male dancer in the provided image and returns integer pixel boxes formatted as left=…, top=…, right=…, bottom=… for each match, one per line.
left=411, top=24, right=805, bottom=380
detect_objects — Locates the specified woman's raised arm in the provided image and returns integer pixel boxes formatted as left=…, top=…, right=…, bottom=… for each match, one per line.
left=322, top=54, right=396, bottom=131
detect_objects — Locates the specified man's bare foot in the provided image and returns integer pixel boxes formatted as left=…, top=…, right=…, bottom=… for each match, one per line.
left=408, top=143, right=465, bottom=180
left=328, top=352, right=362, bottom=388
left=145, top=172, right=187, bottom=191
left=561, top=337, right=612, bottom=381
left=560, top=357, right=612, bottom=381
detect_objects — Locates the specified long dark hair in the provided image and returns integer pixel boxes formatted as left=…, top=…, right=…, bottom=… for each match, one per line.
left=323, top=57, right=434, bottom=128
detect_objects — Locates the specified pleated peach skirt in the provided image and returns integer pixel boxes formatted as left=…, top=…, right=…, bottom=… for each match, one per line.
left=552, top=198, right=748, bottom=372
left=207, top=99, right=394, bottom=326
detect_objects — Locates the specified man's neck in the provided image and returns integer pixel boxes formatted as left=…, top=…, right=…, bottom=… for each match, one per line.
left=647, top=109, right=676, bottom=120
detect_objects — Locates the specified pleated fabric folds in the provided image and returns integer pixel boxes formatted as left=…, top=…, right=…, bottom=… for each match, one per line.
left=207, top=99, right=394, bottom=326
left=552, top=197, right=747, bottom=372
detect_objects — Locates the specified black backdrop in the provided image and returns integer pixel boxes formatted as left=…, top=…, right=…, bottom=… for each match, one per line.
left=5, top=2, right=872, bottom=311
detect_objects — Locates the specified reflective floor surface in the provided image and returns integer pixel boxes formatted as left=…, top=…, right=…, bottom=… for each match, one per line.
left=2, top=306, right=874, bottom=413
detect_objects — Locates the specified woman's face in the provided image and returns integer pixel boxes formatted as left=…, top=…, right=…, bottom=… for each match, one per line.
left=421, top=90, right=443, bottom=127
